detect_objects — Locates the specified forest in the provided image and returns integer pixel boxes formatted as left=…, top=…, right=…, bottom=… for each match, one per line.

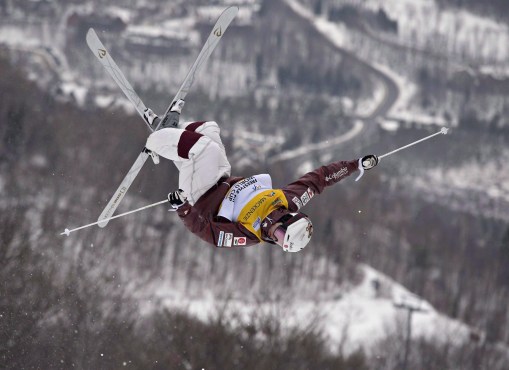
left=2, top=0, right=509, bottom=368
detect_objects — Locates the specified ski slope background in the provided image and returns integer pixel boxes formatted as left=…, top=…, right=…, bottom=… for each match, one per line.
left=2, top=0, right=509, bottom=116
left=285, top=0, right=509, bottom=218
left=138, top=263, right=473, bottom=355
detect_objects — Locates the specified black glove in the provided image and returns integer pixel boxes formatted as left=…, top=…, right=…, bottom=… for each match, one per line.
left=361, top=155, right=378, bottom=170
left=168, top=189, right=187, bottom=209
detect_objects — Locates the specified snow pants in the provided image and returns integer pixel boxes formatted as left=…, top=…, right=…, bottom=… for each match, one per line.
left=145, top=121, right=231, bottom=205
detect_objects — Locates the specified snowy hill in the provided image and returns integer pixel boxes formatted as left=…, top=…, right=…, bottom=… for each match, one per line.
left=141, top=263, right=472, bottom=355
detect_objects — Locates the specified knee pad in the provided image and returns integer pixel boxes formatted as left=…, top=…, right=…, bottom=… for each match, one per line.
left=178, top=130, right=206, bottom=159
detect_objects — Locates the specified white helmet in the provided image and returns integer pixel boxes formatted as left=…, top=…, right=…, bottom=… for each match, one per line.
left=272, top=213, right=313, bottom=252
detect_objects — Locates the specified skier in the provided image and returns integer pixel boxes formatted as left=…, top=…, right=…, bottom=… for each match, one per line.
left=143, top=99, right=378, bottom=252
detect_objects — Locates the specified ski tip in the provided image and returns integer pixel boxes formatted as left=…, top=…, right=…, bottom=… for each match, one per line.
left=86, top=28, right=96, bottom=38
left=97, top=220, right=108, bottom=228
left=86, top=28, right=98, bottom=46
left=224, top=5, right=239, bottom=15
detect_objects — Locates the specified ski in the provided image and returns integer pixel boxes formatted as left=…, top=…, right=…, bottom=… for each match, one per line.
left=86, top=29, right=152, bottom=130
left=94, top=6, right=239, bottom=227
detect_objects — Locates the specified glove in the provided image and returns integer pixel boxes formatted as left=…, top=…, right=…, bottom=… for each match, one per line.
left=168, top=189, right=187, bottom=209
left=360, top=155, right=378, bottom=170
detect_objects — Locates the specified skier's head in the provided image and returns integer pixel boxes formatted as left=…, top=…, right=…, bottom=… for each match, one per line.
left=262, top=209, right=313, bottom=252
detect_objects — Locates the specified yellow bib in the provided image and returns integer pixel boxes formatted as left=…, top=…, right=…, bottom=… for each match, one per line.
left=237, top=189, right=288, bottom=240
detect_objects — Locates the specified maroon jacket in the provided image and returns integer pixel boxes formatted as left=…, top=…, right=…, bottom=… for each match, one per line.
left=176, top=159, right=359, bottom=247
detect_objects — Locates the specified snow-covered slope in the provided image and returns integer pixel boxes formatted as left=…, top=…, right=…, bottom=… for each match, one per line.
left=142, top=263, right=471, bottom=354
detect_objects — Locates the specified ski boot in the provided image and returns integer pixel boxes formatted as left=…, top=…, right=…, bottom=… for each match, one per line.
left=143, top=147, right=160, bottom=165
left=161, top=99, right=185, bottom=129
left=143, top=108, right=161, bottom=164
left=143, top=108, right=160, bottom=127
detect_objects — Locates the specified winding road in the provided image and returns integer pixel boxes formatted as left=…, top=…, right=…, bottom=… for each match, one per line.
left=272, top=0, right=400, bottom=164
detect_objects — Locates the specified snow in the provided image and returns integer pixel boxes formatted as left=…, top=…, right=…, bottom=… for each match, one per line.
left=94, top=95, right=115, bottom=109
left=283, top=0, right=509, bottom=148
left=318, top=265, right=468, bottom=352
left=339, top=0, right=509, bottom=67
left=195, top=4, right=259, bottom=26
left=355, top=79, right=386, bottom=118
left=59, top=81, right=88, bottom=107
left=195, top=5, right=229, bottom=21
left=144, top=263, right=471, bottom=355
left=127, top=19, right=197, bottom=43
left=420, top=157, right=509, bottom=204
left=378, top=119, right=400, bottom=131
left=402, top=151, right=509, bottom=222
left=285, top=0, right=462, bottom=128
left=284, top=0, right=390, bottom=119
left=479, top=65, right=509, bottom=79
left=93, top=94, right=136, bottom=115
left=269, top=119, right=364, bottom=163
left=372, top=63, right=415, bottom=114
left=352, top=0, right=507, bottom=35
left=0, top=25, right=41, bottom=47
left=371, top=63, right=453, bottom=127
left=389, top=111, right=449, bottom=127
left=285, top=0, right=347, bottom=50
left=105, top=6, right=133, bottom=23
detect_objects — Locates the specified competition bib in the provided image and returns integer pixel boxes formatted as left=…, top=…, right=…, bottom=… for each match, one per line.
left=218, top=174, right=273, bottom=221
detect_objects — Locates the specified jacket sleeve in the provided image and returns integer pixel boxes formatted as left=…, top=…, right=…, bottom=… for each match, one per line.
left=281, top=159, right=359, bottom=212
left=176, top=203, right=260, bottom=248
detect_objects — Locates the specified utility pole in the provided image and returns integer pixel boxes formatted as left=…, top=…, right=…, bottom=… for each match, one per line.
left=393, top=296, right=428, bottom=370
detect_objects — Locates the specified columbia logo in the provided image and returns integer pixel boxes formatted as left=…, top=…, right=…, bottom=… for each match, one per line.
left=325, top=167, right=348, bottom=182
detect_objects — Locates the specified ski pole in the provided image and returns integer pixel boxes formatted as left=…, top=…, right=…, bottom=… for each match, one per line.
left=355, top=127, right=449, bottom=181
left=378, top=127, right=449, bottom=160
left=61, top=199, right=169, bottom=236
